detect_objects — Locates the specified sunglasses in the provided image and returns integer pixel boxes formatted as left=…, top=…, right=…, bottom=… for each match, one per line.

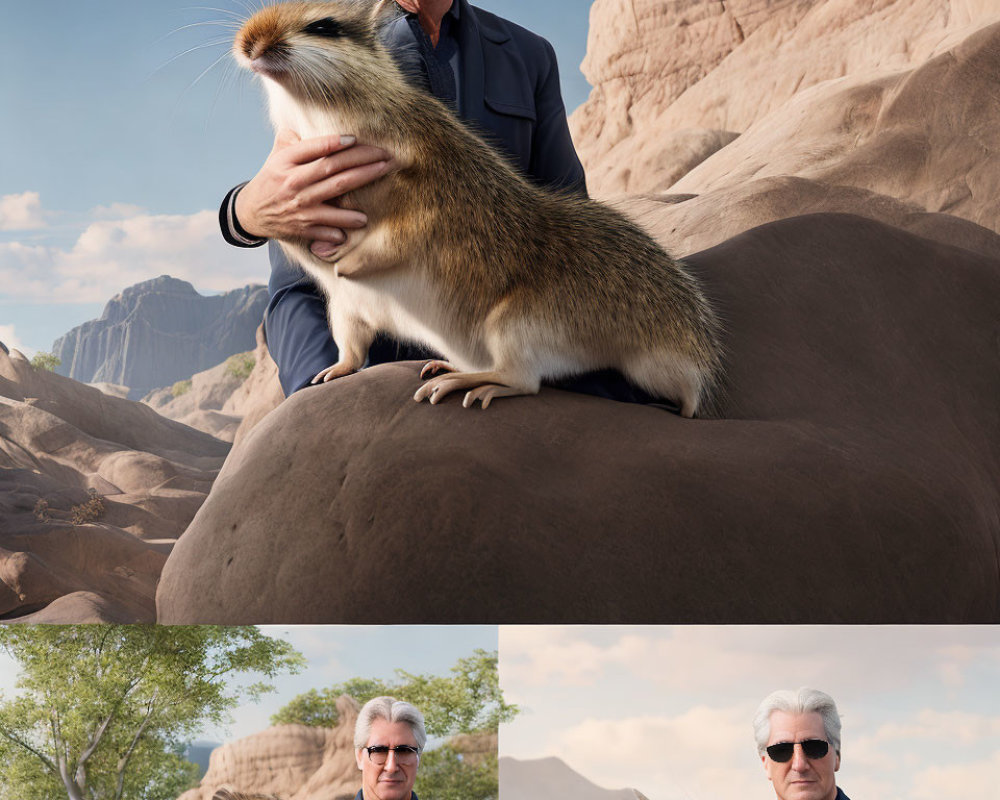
left=364, top=745, right=420, bottom=766
left=766, top=739, right=830, bottom=762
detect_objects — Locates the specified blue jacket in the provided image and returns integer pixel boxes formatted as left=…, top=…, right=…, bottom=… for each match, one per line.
left=256, top=0, right=586, bottom=395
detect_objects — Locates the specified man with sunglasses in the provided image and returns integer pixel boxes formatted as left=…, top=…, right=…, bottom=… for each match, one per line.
left=753, top=688, right=851, bottom=800
left=354, top=696, right=426, bottom=800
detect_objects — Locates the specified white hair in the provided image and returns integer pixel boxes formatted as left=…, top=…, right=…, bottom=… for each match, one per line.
left=753, top=687, right=842, bottom=756
left=354, top=696, right=427, bottom=751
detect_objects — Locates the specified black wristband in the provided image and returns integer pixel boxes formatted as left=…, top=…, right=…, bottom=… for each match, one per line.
left=220, top=182, right=267, bottom=248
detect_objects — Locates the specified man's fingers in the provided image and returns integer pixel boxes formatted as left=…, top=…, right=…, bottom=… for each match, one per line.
left=272, top=128, right=302, bottom=151
left=301, top=160, right=392, bottom=205
left=283, top=133, right=360, bottom=165
left=309, top=206, right=368, bottom=231
left=304, top=226, right=348, bottom=245
left=310, top=240, right=342, bottom=259
left=299, top=145, right=392, bottom=187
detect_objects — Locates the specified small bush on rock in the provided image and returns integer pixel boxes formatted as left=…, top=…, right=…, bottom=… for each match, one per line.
left=30, top=352, right=60, bottom=371
left=225, top=351, right=256, bottom=381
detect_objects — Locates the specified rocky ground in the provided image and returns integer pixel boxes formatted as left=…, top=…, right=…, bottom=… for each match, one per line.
left=3, top=0, right=999, bottom=623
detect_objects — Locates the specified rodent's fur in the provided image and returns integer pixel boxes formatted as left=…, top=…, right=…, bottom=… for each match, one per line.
left=234, top=0, right=723, bottom=415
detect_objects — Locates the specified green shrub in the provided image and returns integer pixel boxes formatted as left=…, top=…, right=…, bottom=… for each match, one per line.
left=30, top=352, right=60, bottom=372
left=224, top=351, right=256, bottom=381
left=171, top=379, right=192, bottom=397
left=70, top=488, right=105, bottom=526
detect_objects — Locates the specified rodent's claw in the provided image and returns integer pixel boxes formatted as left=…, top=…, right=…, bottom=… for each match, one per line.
left=420, top=359, right=457, bottom=379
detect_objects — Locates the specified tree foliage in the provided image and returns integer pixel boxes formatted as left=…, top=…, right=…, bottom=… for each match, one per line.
left=269, top=649, right=515, bottom=737
left=271, top=649, right=513, bottom=800
left=414, top=746, right=498, bottom=800
left=0, top=626, right=304, bottom=800
left=30, top=352, right=60, bottom=371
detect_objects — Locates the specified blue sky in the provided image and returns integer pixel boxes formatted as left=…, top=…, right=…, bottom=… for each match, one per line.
left=0, top=0, right=592, bottom=357
left=499, top=626, right=1000, bottom=800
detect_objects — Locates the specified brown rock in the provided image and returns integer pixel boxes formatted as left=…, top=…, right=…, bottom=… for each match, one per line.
left=226, top=325, right=285, bottom=446
left=0, top=347, right=228, bottom=622
left=180, top=696, right=360, bottom=800
left=156, top=214, right=1000, bottom=624
left=669, top=20, right=1000, bottom=233
left=574, top=0, right=1000, bottom=198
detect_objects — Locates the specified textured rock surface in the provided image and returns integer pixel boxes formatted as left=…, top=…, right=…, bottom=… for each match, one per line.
left=500, top=756, right=649, bottom=800
left=574, top=0, right=1000, bottom=198
left=156, top=214, right=1000, bottom=624
left=177, top=697, right=360, bottom=800
left=0, top=346, right=228, bottom=622
left=141, top=325, right=283, bottom=444
left=52, top=275, right=266, bottom=399
left=143, top=359, right=248, bottom=443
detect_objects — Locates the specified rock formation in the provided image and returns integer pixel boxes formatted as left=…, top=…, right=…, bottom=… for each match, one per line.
left=573, top=0, right=1000, bottom=199
left=0, top=346, right=228, bottom=622
left=178, top=696, right=360, bottom=800
left=52, top=275, right=267, bottom=399
left=500, top=756, right=649, bottom=800
left=141, top=325, right=283, bottom=443
left=155, top=213, right=1000, bottom=624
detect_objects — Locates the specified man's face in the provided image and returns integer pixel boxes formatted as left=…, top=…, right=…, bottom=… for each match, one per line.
left=356, top=718, right=420, bottom=800
left=762, top=710, right=840, bottom=800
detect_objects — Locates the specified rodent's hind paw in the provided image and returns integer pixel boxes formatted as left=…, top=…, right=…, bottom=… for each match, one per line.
left=462, top=383, right=526, bottom=409
left=420, top=359, right=457, bottom=379
left=311, top=362, right=357, bottom=384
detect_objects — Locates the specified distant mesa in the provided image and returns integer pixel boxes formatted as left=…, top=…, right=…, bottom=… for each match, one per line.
left=51, top=275, right=267, bottom=400
left=500, top=756, right=650, bottom=800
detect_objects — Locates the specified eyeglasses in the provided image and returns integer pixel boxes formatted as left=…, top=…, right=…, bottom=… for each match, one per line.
left=766, top=739, right=830, bottom=762
left=364, top=745, right=420, bottom=766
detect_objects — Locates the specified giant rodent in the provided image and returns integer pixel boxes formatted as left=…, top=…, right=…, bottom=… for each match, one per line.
left=234, top=0, right=723, bottom=416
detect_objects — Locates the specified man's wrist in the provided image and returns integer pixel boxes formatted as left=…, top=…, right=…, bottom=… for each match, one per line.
left=220, top=182, right=267, bottom=248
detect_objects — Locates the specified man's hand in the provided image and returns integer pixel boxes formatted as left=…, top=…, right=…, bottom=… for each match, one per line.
left=235, top=129, right=392, bottom=258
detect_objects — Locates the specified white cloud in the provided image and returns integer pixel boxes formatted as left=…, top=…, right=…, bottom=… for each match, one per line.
left=0, top=191, right=46, bottom=230
left=910, top=750, right=1000, bottom=799
left=0, top=209, right=268, bottom=303
left=0, top=324, right=35, bottom=358
left=89, top=202, right=147, bottom=220
left=553, top=707, right=768, bottom=800
left=500, top=626, right=1000, bottom=697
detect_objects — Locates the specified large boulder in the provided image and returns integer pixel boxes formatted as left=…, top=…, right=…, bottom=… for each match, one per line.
left=573, top=0, right=1000, bottom=197
left=156, top=214, right=1000, bottom=624
left=52, top=275, right=267, bottom=399
left=0, top=346, right=228, bottom=622
left=177, top=697, right=360, bottom=800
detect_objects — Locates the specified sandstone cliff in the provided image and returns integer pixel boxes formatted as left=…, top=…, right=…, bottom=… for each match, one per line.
left=177, top=696, right=360, bottom=800
left=52, top=275, right=267, bottom=399
left=0, top=346, right=228, bottom=622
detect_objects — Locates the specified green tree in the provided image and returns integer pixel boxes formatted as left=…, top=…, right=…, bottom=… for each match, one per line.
left=30, top=352, right=60, bottom=371
left=271, top=649, right=513, bottom=800
left=0, top=626, right=304, bottom=800
left=416, top=746, right=498, bottom=800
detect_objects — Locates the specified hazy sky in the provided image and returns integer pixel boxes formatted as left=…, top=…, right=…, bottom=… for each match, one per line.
left=499, top=626, right=1000, bottom=800
left=0, top=0, right=593, bottom=357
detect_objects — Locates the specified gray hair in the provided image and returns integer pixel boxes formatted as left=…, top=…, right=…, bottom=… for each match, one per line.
left=753, top=687, right=842, bottom=756
left=354, top=696, right=427, bottom=751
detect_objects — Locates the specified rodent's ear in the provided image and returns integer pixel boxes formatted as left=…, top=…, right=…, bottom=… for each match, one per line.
left=369, top=0, right=402, bottom=27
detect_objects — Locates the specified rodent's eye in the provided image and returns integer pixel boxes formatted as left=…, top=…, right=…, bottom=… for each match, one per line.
left=303, top=17, right=345, bottom=38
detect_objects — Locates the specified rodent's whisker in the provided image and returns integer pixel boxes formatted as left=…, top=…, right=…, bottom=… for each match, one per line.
left=182, top=6, right=249, bottom=21
left=187, top=49, right=237, bottom=93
